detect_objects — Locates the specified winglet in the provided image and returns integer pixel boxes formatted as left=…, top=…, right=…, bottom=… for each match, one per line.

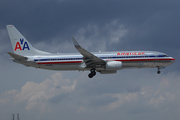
left=71, top=36, right=105, bottom=65
left=71, top=36, right=80, bottom=47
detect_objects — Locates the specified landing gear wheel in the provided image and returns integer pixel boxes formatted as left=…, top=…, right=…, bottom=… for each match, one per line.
left=157, top=71, right=161, bottom=74
left=88, top=73, right=94, bottom=78
left=88, top=68, right=96, bottom=78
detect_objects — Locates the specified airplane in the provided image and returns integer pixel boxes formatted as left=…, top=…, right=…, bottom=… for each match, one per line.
left=6, top=25, right=175, bottom=78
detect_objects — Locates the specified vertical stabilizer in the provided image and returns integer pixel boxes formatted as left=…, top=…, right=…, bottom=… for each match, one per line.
left=6, top=25, right=51, bottom=56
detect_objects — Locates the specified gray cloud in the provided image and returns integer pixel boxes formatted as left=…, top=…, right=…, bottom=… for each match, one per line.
left=1, top=71, right=180, bottom=120
left=89, top=95, right=118, bottom=107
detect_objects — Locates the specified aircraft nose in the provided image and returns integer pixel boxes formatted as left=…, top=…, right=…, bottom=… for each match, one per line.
left=171, top=58, right=175, bottom=63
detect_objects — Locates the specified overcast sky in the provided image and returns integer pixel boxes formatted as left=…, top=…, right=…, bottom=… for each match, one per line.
left=0, top=0, right=180, bottom=120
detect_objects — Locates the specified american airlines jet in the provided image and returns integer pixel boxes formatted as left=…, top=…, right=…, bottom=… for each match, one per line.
left=6, top=25, right=175, bottom=78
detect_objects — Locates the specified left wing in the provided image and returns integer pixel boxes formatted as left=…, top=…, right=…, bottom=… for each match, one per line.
left=71, top=36, right=105, bottom=68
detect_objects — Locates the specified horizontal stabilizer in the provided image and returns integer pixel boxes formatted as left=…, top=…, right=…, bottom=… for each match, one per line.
left=7, top=52, right=27, bottom=60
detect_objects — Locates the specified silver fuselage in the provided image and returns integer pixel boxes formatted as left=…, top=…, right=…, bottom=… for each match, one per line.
left=14, top=51, right=175, bottom=71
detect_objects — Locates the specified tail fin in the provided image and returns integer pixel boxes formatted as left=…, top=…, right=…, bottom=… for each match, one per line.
left=6, top=25, right=51, bottom=56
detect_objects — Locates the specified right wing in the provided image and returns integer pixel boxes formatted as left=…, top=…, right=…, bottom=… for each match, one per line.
left=71, top=36, right=106, bottom=68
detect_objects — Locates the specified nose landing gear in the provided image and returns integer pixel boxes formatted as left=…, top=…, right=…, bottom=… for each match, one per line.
left=157, top=67, right=161, bottom=74
left=88, top=68, right=96, bottom=78
left=157, top=70, right=161, bottom=74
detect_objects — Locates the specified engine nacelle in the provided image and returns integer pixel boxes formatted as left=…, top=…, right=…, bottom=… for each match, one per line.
left=106, top=61, right=122, bottom=70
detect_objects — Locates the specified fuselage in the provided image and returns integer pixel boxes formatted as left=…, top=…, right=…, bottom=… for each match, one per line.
left=15, top=51, right=175, bottom=71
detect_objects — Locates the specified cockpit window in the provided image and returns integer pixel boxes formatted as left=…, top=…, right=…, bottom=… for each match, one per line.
left=163, top=55, right=168, bottom=57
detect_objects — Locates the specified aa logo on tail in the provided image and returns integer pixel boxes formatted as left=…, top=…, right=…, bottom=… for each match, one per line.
left=14, top=38, right=30, bottom=51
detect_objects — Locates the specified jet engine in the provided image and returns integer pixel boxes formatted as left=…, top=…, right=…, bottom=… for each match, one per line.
left=106, top=61, right=122, bottom=70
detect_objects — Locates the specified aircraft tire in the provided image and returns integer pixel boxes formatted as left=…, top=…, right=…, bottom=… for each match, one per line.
left=88, top=71, right=96, bottom=78
left=157, top=71, right=161, bottom=74
left=88, top=73, right=94, bottom=78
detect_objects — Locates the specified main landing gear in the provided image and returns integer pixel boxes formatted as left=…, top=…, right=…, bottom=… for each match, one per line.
left=157, top=67, right=161, bottom=74
left=88, top=68, right=96, bottom=78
